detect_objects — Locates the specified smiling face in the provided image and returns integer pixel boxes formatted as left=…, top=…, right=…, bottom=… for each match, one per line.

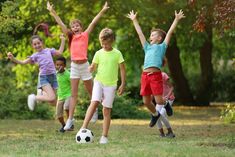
left=31, top=38, right=44, bottom=52
left=70, top=20, right=83, bottom=34
left=55, top=60, right=65, bottom=73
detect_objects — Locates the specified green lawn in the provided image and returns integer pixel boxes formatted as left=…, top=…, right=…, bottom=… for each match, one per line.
left=0, top=106, right=235, bottom=157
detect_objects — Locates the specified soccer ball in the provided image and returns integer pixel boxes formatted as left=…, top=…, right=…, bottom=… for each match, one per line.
left=75, top=129, right=94, bottom=143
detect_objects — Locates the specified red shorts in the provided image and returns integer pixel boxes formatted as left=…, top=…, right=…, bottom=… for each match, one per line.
left=140, top=71, right=163, bottom=96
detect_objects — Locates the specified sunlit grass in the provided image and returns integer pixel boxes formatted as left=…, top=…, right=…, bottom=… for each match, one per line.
left=0, top=106, right=235, bottom=157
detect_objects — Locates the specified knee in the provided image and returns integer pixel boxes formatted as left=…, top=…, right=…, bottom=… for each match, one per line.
left=103, top=108, right=111, bottom=118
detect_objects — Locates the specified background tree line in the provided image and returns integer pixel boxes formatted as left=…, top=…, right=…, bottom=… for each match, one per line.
left=0, top=0, right=234, bottom=119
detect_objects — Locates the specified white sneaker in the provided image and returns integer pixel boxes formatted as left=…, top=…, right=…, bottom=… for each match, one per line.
left=28, top=94, right=36, bottom=111
left=90, top=108, right=98, bottom=123
left=64, top=118, right=75, bottom=130
left=99, top=136, right=108, bottom=144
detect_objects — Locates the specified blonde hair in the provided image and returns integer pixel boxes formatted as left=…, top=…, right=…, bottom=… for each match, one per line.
left=99, top=28, right=115, bottom=42
left=151, top=28, right=166, bottom=43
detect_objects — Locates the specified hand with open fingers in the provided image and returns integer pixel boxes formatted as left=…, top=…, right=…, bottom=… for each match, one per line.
left=127, top=10, right=137, bottom=21
left=175, top=10, right=185, bottom=21
left=60, top=34, right=65, bottom=40
left=47, top=1, right=56, bottom=14
left=7, top=52, right=14, bottom=60
left=101, top=1, right=109, bottom=12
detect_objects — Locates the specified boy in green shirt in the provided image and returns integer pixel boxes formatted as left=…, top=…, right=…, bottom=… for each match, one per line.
left=79, top=28, right=126, bottom=144
left=55, top=57, right=73, bottom=133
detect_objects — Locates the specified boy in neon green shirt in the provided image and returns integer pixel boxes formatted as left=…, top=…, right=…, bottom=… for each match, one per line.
left=79, top=28, right=126, bottom=144
left=55, top=57, right=73, bottom=133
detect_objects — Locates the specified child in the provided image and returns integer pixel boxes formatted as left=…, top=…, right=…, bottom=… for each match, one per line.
left=7, top=31, right=65, bottom=110
left=80, top=28, right=126, bottom=144
left=156, top=71, right=175, bottom=138
left=47, top=2, right=109, bottom=130
left=127, top=10, right=185, bottom=127
left=55, top=56, right=73, bottom=133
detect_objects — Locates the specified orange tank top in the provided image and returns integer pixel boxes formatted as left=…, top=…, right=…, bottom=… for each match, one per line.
left=70, top=32, right=89, bottom=61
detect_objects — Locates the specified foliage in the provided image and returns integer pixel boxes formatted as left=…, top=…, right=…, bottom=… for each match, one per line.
left=220, top=103, right=235, bottom=123
left=0, top=63, right=54, bottom=119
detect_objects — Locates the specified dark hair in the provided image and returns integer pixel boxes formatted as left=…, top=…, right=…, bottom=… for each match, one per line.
left=33, top=23, right=52, bottom=37
left=151, top=28, right=166, bottom=43
left=56, top=56, right=66, bottom=65
left=99, top=28, right=115, bottom=42
left=30, top=35, right=43, bottom=44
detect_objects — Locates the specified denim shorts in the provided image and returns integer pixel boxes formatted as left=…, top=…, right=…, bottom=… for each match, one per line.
left=38, top=73, right=58, bottom=89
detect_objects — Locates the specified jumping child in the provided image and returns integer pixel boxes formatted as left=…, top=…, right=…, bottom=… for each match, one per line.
left=7, top=30, right=65, bottom=111
left=47, top=1, right=109, bottom=130
left=127, top=10, right=185, bottom=127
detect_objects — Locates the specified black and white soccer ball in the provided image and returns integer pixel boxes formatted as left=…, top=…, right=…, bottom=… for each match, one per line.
left=75, top=129, right=94, bottom=143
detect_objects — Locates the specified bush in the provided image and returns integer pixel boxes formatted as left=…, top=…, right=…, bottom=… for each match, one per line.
left=220, top=103, right=235, bottom=123
left=0, top=63, right=54, bottom=119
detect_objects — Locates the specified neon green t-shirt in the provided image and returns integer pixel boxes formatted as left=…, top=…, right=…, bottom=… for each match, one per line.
left=57, top=69, right=71, bottom=100
left=93, top=48, right=124, bottom=86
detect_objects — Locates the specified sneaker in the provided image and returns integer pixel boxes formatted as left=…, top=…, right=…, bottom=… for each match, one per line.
left=59, top=126, right=65, bottom=133
left=159, top=133, right=166, bottom=137
left=90, top=108, right=98, bottom=123
left=99, top=136, right=108, bottom=144
left=165, top=132, right=175, bottom=138
left=164, top=101, right=173, bottom=116
left=67, top=124, right=74, bottom=131
left=149, top=112, right=160, bottom=127
left=64, top=118, right=75, bottom=130
left=28, top=94, right=36, bottom=111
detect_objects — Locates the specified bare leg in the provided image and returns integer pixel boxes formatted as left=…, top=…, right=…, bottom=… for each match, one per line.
left=102, top=107, right=112, bottom=137
left=69, top=78, right=80, bottom=119
left=143, top=95, right=157, bottom=114
left=81, top=101, right=99, bottom=128
left=36, top=85, right=56, bottom=103
left=83, top=79, right=93, bottom=97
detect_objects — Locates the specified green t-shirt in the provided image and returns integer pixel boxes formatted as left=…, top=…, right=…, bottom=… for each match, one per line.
left=93, top=48, right=124, bottom=86
left=57, top=69, right=71, bottom=100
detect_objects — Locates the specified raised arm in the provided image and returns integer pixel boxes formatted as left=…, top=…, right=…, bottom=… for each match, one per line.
left=85, top=2, right=109, bottom=34
left=164, top=10, right=185, bottom=45
left=117, top=63, right=126, bottom=96
left=47, top=2, right=69, bottom=35
left=7, top=52, right=32, bottom=65
left=54, top=34, right=66, bottom=56
left=127, top=10, right=146, bottom=48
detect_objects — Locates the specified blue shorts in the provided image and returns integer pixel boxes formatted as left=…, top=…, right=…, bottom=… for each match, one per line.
left=38, top=74, right=58, bottom=89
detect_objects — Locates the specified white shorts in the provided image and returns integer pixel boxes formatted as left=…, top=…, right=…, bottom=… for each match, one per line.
left=70, top=61, right=92, bottom=80
left=91, top=80, right=117, bottom=108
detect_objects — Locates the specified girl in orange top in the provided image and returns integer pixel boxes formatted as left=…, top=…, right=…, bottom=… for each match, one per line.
left=47, top=2, right=109, bottom=130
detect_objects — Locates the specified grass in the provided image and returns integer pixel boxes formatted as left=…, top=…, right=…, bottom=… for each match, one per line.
left=0, top=106, right=235, bottom=157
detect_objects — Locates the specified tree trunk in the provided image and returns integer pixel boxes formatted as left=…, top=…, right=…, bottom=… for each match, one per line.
left=196, top=27, right=213, bottom=105
left=166, top=37, right=194, bottom=104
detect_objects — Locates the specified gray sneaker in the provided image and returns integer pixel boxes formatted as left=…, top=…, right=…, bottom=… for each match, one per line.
left=159, top=133, right=166, bottom=138
left=165, top=132, right=175, bottom=138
